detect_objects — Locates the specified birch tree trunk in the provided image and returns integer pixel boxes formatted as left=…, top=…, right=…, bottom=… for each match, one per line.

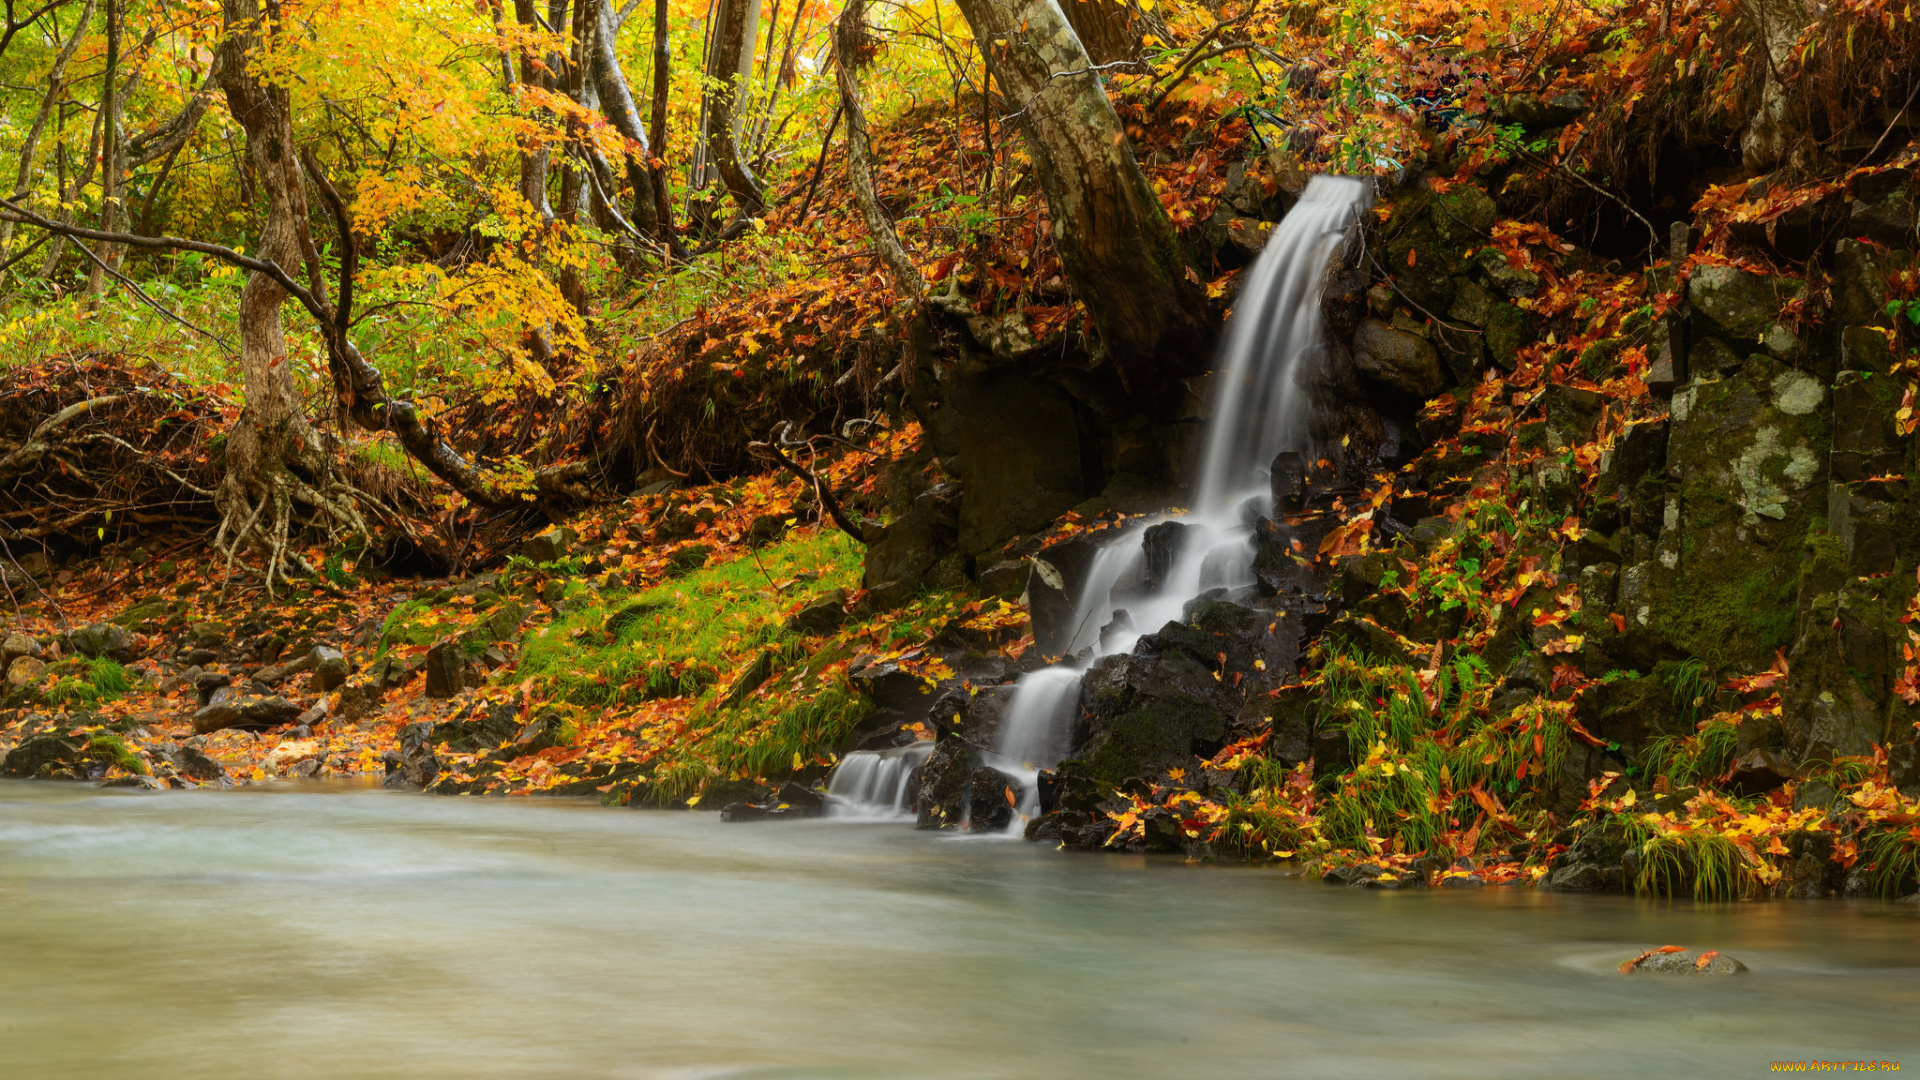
left=951, top=0, right=1202, bottom=389
left=703, top=0, right=766, bottom=213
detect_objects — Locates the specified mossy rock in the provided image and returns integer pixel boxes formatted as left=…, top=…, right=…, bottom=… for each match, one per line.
left=1623, top=362, right=1828, bottom=671
left=1383, top=185, right=1496, bottom=312
left=1484, top=302, right=1534, bottom=369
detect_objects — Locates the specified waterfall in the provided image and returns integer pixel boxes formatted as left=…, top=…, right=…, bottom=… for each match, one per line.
left=984, top=175, right=1369, bottom=829
left=823, top=175, right=1369, bottom=830
left=824, top=741, right=933, bottom=818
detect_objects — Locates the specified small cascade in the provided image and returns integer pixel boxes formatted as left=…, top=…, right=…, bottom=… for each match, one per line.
left=985, top=175, right=1371, bottom=830
left=825, top=741, right=934, bottom=818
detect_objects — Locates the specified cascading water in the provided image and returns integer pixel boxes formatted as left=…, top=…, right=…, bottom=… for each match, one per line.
left=824, top=740, right=933, bottom=818
left=824, top=175, right=1369, bottom=829
left=985, top=175, right=1371, bottom=828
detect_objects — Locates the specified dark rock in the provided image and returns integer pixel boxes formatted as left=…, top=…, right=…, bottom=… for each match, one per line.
left=976, top=559, right=1028, bottom=599
left=189, top=693, right=294, bottom=734
left=1542, top=826, right=1631, bottom=892
left=1351, top=318, right=1445, bottom=397
left=519, top=527, right=575, bottom=564
left=1725, top=747, right=1796, bottom=794
left=965, top=767, right=1018, bottom=832
left=383, top=722, right=442, bottom=789
left=1625, top=949, right=1748, bottom=975
left=787, top=589, right=849, bottom=635
left=1483, top=301, right=1534, bottom=368
left=1322, top=862, right=1394, bottom=886
left=1781, top=600, right=1884, bottom=762
left=68, top=622, right=134, bottom=661
left=1688, top=264, right=1795, bottom=342
left=431, top=704, right=523, bottom=752
left=1141, top=521, right=1190, bottom=594
left=309, top=646, right=349, bottom=692
left=1269, top=451, right=1308, bottom=512
left=1223, top=216, right=1274, bottom=259
left=0, top=734, right=85, bottom=779
left=1320, top=613, right=1412, bottom=665
left=1026, top=534, right=1105, bottom=655
left=1268, top=684, right=1317, bottom=767
left=163, top=745, right=227, bottom=783
left=949, top=372, right=1089, bottom=558
left=720, top=781, right=828, bottom=821
left=423, top=641, right=473, bottom=700
left=847, top=658, right=934, bottom=712
left=1780, top=830, right=1839, bottom=899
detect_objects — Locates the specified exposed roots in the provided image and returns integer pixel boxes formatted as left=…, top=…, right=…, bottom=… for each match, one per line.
left=210, top=423, right=394, bottom=595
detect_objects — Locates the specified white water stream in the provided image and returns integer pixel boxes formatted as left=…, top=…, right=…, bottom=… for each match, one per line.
left=830, top=176, right=1370, bottom=824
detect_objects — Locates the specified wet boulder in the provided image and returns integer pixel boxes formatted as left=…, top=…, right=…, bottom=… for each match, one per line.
left=965, top=768, right=1019, bottom=832
left=1140, top=521, right=1190, bottom=594
left=1542, top=826, right=1632, bottom=893
left=308, top=646, right=350, bottom=692
left=383, top=722, right=443, bottom=789
left=1026, top=533, right=1106, bottom=655
left=1058, top=602, right=1284, bottom=789
left=68, top=622, right=134, bottom=661
left=913, top=685, right=1019, bottom=829
left=0, top=733, right=86, bottom=779
left=1351, top=318, right=1445, bottom=398
left=721, top=781, right=828, bottom=822
left=192, top=693, right=300, bottom=735
left=1622, top=949, right=1748, bottom=976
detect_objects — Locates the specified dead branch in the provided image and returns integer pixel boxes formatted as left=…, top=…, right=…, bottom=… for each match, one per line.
left=748, top=421, right=869, bottom=544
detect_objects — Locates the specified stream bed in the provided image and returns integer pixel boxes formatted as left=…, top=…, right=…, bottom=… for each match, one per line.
left=1, top=781, right=1915, bottom=1078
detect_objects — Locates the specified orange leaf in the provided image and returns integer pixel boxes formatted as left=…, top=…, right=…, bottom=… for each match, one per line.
left=1694, top=950, right=1720, bottom=970
left=1656, top=945, right=1687, bottom=953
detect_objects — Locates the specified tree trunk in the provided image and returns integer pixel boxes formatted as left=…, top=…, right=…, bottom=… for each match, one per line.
left=513, top=0, right=555, bottom=217
left=1741, top=0, right=1810, bottom=171
left=832, top=0, right=922, bottom=303
left=213, top=0, right=358, bottom=586
left=1059, top=0, right=1140, bottom=66
left=587, top=0, right=673, bottom=245
left=0, top=0, right=96, bottom=263
left=86, top=0, right=122, bottom=301
left=701, top=0, right=766, bottom=213
left=951, top=0, right=1202, bottom=390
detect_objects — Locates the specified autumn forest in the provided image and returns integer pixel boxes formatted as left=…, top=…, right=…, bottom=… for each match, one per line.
left=1, top=0, right=1919, bottom=1070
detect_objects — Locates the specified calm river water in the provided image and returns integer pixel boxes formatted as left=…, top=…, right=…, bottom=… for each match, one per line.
left=1, top=781, right=1915, bottom=1078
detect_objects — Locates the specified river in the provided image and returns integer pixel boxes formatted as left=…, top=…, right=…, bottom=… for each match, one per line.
left=1, top=781, right=1914, bottom=1078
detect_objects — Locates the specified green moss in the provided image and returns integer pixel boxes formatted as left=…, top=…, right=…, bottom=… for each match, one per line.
left=517, top=529, right=863, bottom=712
left=1649, top=565, right=1797, bottom=673
left=84, top=732, right=148, bottom=776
